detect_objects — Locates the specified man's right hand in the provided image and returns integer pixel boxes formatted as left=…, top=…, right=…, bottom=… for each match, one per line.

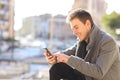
left=44, top=52, right=57, bottom=64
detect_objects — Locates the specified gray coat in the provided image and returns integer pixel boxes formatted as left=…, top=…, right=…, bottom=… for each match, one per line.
left=63, top=25, right=120, bottom=80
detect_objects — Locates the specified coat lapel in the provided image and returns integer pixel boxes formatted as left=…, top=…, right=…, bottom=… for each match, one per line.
left=84, top=25, right=102, bottom=62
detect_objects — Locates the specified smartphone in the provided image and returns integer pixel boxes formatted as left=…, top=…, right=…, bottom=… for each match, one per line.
left=43, top=48, right=57, bottom=63
left=43, top=48, right=52, bottom=56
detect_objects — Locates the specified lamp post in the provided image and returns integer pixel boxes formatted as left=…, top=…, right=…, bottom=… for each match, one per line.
left=0, top=24, right=2, bottom=54
left=9, top=0, right=14, bottom=61
left=49, top=16, right=54, bottom=50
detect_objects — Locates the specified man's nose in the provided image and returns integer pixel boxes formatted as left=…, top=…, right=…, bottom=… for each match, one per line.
left=72, top=29, right=77, bottom=35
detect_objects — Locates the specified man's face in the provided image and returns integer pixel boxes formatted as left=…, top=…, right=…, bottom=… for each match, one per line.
left=70, top=18, right=91, bottom=41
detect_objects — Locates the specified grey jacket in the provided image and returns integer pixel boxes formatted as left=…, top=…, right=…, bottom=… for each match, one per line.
left=63, top=25, right=120, bottom=80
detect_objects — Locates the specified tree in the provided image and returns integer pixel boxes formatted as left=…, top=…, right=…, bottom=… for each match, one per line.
left=102, top=12, right=120, bottom=36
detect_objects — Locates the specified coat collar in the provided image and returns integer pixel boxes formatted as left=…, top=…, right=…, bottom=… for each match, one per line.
left=86, top=24, right=100, bottom=51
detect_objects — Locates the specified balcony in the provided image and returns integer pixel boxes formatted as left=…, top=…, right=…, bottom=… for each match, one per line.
left=0, top=0, right=8, bottom=5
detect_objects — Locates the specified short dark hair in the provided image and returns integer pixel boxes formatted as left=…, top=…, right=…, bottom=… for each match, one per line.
left=66, top=8, right=94, bottom=27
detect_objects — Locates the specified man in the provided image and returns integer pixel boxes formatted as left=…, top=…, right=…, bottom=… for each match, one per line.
left=44, top=8, right=120, bottom=80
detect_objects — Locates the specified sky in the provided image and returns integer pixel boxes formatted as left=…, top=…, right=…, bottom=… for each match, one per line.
left=105, top=0, right=120, bottom=14
left=14, top=0, right=120, bottom=31
left=14, top=0, right=74, bottom=31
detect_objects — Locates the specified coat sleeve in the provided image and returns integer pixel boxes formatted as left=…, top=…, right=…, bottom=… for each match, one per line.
left=66, top=38, right=119, bottom=79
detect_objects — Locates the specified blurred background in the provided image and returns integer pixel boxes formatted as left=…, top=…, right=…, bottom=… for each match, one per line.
left=0, top=0, right=120, bottom=80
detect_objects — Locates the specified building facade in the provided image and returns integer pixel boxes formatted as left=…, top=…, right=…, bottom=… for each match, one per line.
left=0, top=0, right=14, bottom=39
left=19, top=14, right=73, bottom=40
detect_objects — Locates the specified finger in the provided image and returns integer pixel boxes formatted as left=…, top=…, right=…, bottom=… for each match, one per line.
left=49, top=56, right=58, bottom=63
left=48, top=58, right=56, bottom=64
left=44, top=53, right=48, bottom=57
left=48, top=55, right=53, bottom=59
left=48, top=56, right=55, bottom=61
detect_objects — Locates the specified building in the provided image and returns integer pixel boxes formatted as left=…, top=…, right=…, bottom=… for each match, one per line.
left=19, top=14, right=73, bottom=40
left=19, top=14, right=51, bottom=39
left=0, top=0, right=14, bottom=39
left=20, top=16, right=41, bottom=38
left=51, top=15, right=73, bottom=40
left=72, top=0, right=88, bottom=9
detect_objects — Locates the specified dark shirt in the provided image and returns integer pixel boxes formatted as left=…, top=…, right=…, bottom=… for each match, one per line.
left=75, top=40, right=88, bottom=80
left=77, top=40, right=88, bottom=59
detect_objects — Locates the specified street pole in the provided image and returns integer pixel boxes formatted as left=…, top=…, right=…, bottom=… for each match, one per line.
left=9, top=0, right=14, bottom=61
left=49, top=16, right=54, bottom=50
left=0, top=25, right=2, bottom=54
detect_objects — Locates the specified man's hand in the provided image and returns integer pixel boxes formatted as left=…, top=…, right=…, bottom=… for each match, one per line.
left=44, top=51, right=57, bottom=64
left=54, top=53, right=70, bottom=63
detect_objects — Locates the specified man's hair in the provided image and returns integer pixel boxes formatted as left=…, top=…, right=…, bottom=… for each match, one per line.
left=66, top=8, right=94, bottom=27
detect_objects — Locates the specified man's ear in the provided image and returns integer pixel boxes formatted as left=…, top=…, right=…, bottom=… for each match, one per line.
left=85, top=20, right=91, bottom=27
left=85, top=20, right=91, bottom=29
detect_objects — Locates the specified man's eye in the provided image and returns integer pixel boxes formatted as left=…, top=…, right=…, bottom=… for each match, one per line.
left=75, top=27, right=78, bottom=29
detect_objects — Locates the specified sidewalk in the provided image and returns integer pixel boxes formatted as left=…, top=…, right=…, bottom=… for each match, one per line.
left=0, top=47, right=51, bottom=80
left=0, top=61, right=29, bottom=79
left=36, top=68, right=50, bottom=80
